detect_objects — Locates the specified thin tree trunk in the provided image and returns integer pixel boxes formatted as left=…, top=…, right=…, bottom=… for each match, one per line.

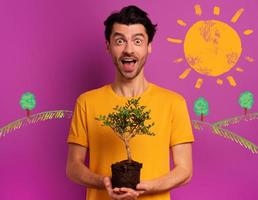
left=201, top=113, right=204, bottom=121
left=244, top=108, right=247, bottom=115
left=26, top=109, right=30, bottom=118
left=123, top=139, right=132, bottom=162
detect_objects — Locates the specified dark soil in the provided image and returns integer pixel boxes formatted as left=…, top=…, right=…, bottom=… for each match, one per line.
left=111, top=159, right=142, bottom=189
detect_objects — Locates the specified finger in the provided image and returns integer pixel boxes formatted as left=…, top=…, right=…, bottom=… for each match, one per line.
left=137, top=190, right=145, bottom=196
left=103, top=177, right=113, bottom=196
left=113, top=188, right=125, bottom=195
left=136, top=182, right=146, bottom=190
left=103, top=177, right=111, bottom=188
left=136, top=183, right=147, bottom=196
left=120, top=188, right=139, bottom=197
left=113, top=187, right=120, bottom=192
left=112, top=192, right=137, bottom=200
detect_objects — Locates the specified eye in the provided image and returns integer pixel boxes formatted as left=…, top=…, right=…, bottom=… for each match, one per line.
left=115, top=38, right=125, bottom=45
left=134, top=39, right=142, bottom=46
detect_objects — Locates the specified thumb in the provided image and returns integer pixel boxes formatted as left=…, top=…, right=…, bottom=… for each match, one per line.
left=136, top=183, right=146, bottom=196
left=136, top=182, right=146, bottom=190
left=103, top=177, right=112, bottom=191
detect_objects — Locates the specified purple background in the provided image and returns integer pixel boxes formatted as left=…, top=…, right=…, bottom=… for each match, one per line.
left=0, top=0, right=257, bottom=199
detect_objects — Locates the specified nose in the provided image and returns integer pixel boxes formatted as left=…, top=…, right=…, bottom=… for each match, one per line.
left=123, top=41, right=134, bottom=54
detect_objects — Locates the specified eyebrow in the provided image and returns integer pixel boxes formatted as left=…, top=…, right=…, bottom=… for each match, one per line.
left=112, top=32, right=124, bottom=38
left=133, top=33, right=145, bottom=38
left=112, top=32, right=146, bottom=38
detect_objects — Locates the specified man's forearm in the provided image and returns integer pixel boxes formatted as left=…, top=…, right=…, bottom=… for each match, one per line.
left=154, top=165, right=192, bottom=192
left=136, top=143, right=193, bottom=195
left=137, top=165, right=192, bottom=195
left=66, top=161, right=105, bottom=189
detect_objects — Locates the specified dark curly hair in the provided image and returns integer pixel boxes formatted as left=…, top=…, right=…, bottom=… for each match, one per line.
left=104, top=5, right=157, bottom=43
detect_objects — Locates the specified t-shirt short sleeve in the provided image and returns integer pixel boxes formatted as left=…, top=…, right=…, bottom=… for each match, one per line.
left=67, top=98, right=88, bottom=148
left=170, top=98, right=194, bottom=147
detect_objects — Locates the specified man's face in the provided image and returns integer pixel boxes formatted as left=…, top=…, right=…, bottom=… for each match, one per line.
left=106, top=23, right=152, bottom=80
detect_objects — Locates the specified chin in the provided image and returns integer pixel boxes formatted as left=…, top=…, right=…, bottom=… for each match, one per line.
left=116, top=64, right=143, bottom=80
left=122, top=72, right=140, bottom=80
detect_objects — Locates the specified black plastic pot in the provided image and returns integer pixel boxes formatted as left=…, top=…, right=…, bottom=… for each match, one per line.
left=111, top=159, right=142, bottom=189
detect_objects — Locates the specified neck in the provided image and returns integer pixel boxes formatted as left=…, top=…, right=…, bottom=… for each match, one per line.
left=112, top=75, right=149, bottom=98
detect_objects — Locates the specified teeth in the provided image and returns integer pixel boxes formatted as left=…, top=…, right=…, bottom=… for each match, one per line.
left=122, top=59, right=134, bottom=61
left=121, top=57, right=137, bottom=65
left=122, top=57, right=137, bottom=61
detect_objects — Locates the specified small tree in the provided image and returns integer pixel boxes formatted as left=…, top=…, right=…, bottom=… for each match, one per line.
left=19, top=92, right=36, bottom=118
left=96, top=97, right=155, bottom=162
left=194, top=97, right=209, bottom=121
left=239, top=91, right=254, bottom=115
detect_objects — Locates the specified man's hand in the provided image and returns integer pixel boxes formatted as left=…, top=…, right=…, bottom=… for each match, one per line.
left=103, top=177, right=139, bottom=200
left=136, top=180, right=156, bottom=195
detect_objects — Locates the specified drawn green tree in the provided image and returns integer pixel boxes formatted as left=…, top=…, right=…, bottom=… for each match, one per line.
left=19, top=92, right=36, bottom=118
left=239, top=91, right=254, bottom=115
left=96, top=97, right=155, bottom=162
left=194, top=97, right=209, bottom=121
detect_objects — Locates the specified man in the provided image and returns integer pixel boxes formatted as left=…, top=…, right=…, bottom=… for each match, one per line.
left=66, top=5, right=194, bottom=200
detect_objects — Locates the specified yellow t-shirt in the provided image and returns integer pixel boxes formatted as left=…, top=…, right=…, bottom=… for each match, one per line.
left=67, top=83, right=194, bottom=200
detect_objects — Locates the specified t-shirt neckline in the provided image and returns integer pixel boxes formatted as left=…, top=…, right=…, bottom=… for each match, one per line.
left=106, top=82, right=153, bottom=101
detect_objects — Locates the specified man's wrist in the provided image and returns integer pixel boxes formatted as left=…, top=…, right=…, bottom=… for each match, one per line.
left=97, top=175, right=106, bottom=189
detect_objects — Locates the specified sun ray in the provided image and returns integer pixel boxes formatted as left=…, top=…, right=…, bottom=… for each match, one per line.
left=213, top=6, right=220, bottom=16
left=226, top=76, right=237, bottom=86
left=243, top=29, right=254, bottom=35
left=179, top=68, right=191, bottom=79
left=167, top=38, right=183, bottom=44
left=195, top=78, right=203, bottom=89
left=236, top=67, right=244, bottom=72
left=194, top=4, right=202, bottom=16
left=231, top=8, right=244, bottom=23
left=174, top=58, right=184, bottom=63
left=217, top=79, right=223, bottom=85
left=177, top=19, right=187, bottom=27
left=245, top=56, right=254, bottom=62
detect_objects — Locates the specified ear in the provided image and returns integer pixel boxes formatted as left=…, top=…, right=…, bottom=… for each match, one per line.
left=106, top=41, right=110, bottom=53
left=148, top=43, right=152, bottom=54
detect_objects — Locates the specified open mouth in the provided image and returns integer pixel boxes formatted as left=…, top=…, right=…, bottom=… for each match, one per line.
left=121, top=58, right=137, bottom=65
left=120, top=57, right=137, bottom=72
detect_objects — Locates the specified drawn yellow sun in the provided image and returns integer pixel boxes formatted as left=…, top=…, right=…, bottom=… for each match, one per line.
left=167, top=5, right=254, bottom=89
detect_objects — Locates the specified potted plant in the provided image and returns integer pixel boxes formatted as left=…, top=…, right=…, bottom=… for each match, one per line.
left=96, top=97, right=155, bottom=189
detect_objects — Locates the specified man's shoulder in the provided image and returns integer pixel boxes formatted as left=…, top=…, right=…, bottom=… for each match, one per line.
left=151, top=83, right=185, bottom=102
